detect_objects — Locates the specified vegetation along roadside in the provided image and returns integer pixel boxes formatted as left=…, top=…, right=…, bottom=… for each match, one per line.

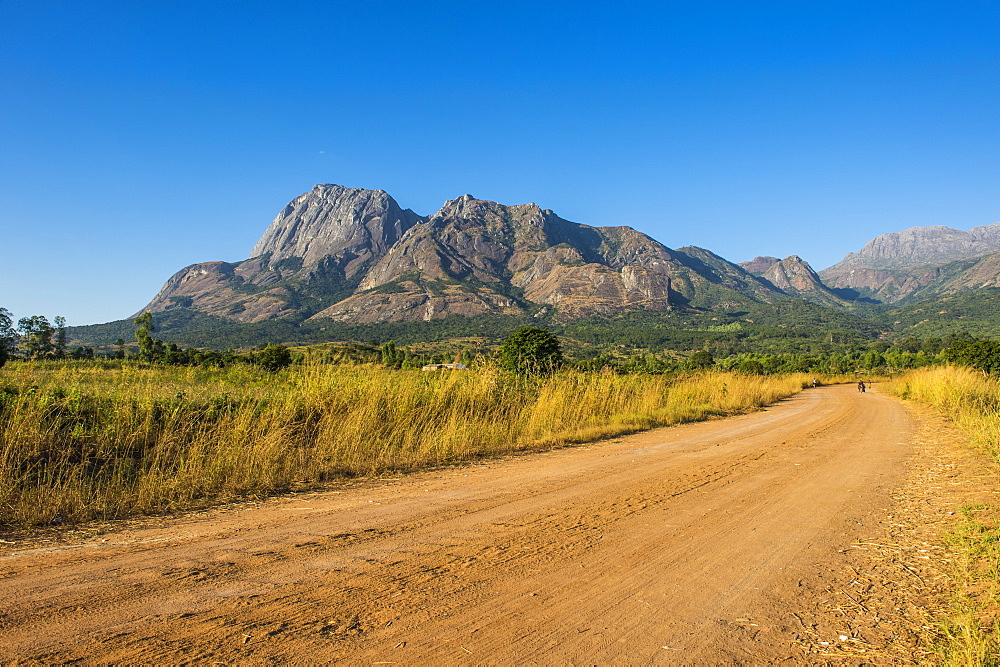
left=0, top=360, right=809, bottom=530
left=887, top=366, right=1000, bottom=664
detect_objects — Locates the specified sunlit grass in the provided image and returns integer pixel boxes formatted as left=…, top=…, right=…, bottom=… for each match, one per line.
left=887, top=366, right=1000, bottom=664
left=0, top=360, right=807, bottom=528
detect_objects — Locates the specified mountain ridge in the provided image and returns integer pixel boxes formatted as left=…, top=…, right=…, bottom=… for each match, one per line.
left=124, top=184, right=1000, bottom=346
left=821, top=221, right=1000, bottom=275
left=819, top=221, right=1000, bottom=304
left=138, top=185, right=793, bottom=325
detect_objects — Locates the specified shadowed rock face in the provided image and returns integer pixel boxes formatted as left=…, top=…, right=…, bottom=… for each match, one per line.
left=309, top=195, right=687, bottom=322
left=137, top=185, right=798, bottom=325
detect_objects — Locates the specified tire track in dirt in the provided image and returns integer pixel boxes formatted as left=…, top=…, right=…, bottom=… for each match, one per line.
left=0, top=384, right=915, bottom=663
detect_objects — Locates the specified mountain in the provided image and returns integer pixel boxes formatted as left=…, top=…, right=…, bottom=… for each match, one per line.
left=851, top=251, right=1000, bottom=304
left=137, top=185, right=793, bottom=326
left=822, top=222, right=1000, bottom=273
left=738, top=256, right=781, bottom=275
left=67, top=186, right=1000, bottom=349
left=819, top=222, right=1000, bottom=304
left=251, top=184, right=423, bottom=278
left=756, top=256, right=851, bottom=308
left=136, top=185, right=422, bottom=322
left=312, top=195, right=787, bottom=324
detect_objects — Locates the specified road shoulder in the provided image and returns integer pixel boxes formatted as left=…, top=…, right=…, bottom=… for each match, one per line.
left=786, top=397, right=994, bottom=662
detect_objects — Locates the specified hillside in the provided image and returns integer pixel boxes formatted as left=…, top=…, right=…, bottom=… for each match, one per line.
left=65, top=186, right=1000, bottom=350
left=820, top=250, right=1000, bottom=305
left=136, top=185, right=422, bottom=323
left=821, top=222, right=1000, bottom=274
left=819, top=222, right=1000, bottom=304
left=134, top=184, right=797, bottom=328
left=881, top=287, right=1000, bottom=339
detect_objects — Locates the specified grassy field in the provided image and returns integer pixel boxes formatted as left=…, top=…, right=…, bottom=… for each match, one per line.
left=0, top=361, right=810, bottom=529
left=887, top=366, right=1000, bottom=665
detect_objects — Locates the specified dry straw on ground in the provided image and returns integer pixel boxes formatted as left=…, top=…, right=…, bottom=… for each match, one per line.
left=887, top=366, right=1000, bottom=665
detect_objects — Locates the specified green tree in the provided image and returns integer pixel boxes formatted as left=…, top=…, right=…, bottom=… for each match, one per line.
left=687, top=349, right=714, bottom=369
left=71, top=346, right=95, bottom=360
left=17, top=315, right=54, bottom=359
left=943, top=340, right=1000, bottom=374
left=164, top=342, right=188, bottom=365
left=0, top=307, right=16, bottom=367
left=381, top=341, right=401, bottom=368
left=253, top=344, right=292, bottom=372
left=134, top=312, right=155, bottom=360
left=921, top=337, right=943, bottom=356
left=862, top=350, right=885, bottom=370
left=53, top=316, right=67, bottom=359
left=498, top=327, right=563, bottom=375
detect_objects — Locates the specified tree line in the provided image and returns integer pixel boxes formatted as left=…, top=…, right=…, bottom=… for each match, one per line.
left=0, top=309, right=294, bottom=372
left=5, top=307, right=1000, bottom=378
left=0, top=308, right=70, bottom=365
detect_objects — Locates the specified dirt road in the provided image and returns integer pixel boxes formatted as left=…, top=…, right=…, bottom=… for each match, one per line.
left=1, top=384, right=917, bottom=664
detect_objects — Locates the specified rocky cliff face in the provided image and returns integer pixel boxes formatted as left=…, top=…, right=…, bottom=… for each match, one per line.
left=819, top=221, right=1000, bottom=303
left=759, top=256, right=850, bottom=308
left=252, top=184, right=422, bottom=279
left=822, top=222, right=1000, bottom=273
left=137, top=184, right=850, bottom=326
left=136, top=185, right=420, bottom=322
left=135, top=258, right=301, bottom=323
left=822, top=251, right=1000, bottom=304
left=739, top=256, right=781, bottom=275
left=309, top=195, right=688, bottom=323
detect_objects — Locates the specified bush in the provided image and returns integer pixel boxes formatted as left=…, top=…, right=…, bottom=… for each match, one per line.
left=498, top=327, right=564, bottom=375
left=253, top=344, right=292, bottom=372
left=943, top=340, right=1000, bottom=374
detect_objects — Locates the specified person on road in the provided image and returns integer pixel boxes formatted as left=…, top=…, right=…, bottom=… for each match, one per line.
left=812, top=378, right=819, bottom=388
left=858, top=380, right=866, bottom=393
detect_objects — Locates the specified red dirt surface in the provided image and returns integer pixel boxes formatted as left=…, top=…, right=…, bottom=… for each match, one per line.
left=0, top=385, right=924, bottom=663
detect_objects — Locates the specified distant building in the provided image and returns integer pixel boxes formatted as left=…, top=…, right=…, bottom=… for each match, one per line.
left=421, top=362, right=468, bottom=371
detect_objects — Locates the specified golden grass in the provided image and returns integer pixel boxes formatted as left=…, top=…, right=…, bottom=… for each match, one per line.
left=0, top=360, right=807, bottom=529
left=886, top=366, right=1000, bottom=665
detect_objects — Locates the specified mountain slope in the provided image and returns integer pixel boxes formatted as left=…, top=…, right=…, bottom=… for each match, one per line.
left=114, top=184, right=1000, bottom=342
left=251, top=184, right=423, bottom=278
left=883, top=287, right=1000, bottom=340
left=821, top=221, right=1000, bottom=274
left=309, top=195, right=787, bottom=323
left=136, top=185, right=421, bottom=322
left=821, top=250, right=1000, bottom=304
left=758, top=256, right=851, bottom=308
left=817, top=221, right=1000, bottom=305
left=135, top=185, right=797, bottom=328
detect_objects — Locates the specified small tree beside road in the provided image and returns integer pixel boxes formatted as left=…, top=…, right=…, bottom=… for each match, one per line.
left=498, top=327, right=563, bottom=376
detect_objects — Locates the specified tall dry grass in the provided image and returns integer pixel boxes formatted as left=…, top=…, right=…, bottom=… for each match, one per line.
left=887, top=366, right=1000, bottom=665
left=0, top=360, right=806, bottom=528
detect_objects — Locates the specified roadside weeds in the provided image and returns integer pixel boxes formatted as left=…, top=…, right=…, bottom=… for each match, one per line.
left=887, top=367, right=1000, bottom=664
left=772, top=392, right=996, bottom=665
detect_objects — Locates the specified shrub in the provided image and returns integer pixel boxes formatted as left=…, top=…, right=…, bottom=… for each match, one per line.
left=498, top=327, right=563, bottom=375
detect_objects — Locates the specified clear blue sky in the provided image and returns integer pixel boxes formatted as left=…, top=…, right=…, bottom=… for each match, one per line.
left=2, top=0, right=997, bottom=325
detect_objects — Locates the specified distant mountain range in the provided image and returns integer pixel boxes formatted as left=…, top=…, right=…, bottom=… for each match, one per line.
left=138, top=184, right=793, bottom=325
left=66, top=183, right=998, bottom=347
left=817, top=223, right=1000, bottom=304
